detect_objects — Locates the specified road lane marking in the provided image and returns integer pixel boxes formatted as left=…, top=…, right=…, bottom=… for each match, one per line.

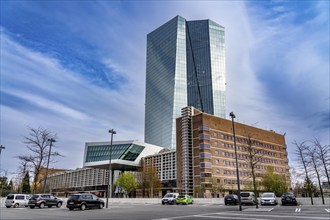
left=153, top=212, right=330, bottom=220
left=325, top=209, right=330, bottom=213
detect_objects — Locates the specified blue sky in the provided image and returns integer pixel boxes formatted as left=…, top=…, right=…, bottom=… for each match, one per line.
left=0, top=1, right=329, bottom=179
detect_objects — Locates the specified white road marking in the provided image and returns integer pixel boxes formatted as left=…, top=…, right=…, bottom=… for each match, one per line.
left=325, top=209, right=330, bottom=213
left=295, top=208, right=301, bottom=212
left=153, top=212, right=330, bottom=220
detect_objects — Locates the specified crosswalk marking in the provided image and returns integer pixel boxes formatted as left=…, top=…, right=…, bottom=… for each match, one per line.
left=325, top=209, right=330, bottom=213
left=295, top=208, right=301, bottom=212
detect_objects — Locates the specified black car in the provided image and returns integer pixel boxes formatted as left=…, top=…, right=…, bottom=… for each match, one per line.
left=281, top=192, right=298, bottom=205
left=28, top=194, right=63, bottom=209
left=224, top=194, right=239, bottom=205
left=66, top=194, right=104, bottom=211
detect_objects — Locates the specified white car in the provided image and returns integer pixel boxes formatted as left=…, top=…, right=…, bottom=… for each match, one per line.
left=5, top=194, right=31, bottom=208
left=260, top=192, right=278, bottom=205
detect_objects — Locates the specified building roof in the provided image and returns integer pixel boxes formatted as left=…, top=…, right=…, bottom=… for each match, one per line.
left=83, top=140, right=164, bottom=171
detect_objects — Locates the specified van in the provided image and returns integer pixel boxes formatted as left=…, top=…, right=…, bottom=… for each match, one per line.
left=161, top=193, right=179, bottom=205
left=240, top=191, right=256, bottom=205
left=5, top=194, right=31, bottom=208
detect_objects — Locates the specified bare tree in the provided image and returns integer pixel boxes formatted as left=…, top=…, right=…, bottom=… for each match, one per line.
left=289, top=166, right=304, bottom=193
left=137, top=159, right=162, bottom=198
left=16, top=126, right=62, bottom=193
left=312, top=137, right=330, bottom=186
left=293, top=140, right=314, bottom=205
left=306, top=145, right=325, bottom=204
left=243, top=136, right=264, bottom=209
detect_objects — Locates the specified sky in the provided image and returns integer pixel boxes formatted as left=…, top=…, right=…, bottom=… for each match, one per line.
left=0, top=1, right=329, bottom=180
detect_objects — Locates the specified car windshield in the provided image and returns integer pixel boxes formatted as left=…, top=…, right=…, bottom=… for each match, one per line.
left=164, top=194, right=173, bottom=198
left=283, top=193, right=293, bottom=196
left=262, top=193, right=274, bottom=198
left=241, top=193, right=251, bottom=197
left=69, top=195, right=80, bottom=200
left=178, top=195, right=186, bottom=199
left=226, top=194, right=235, bottom=198
left=30, top=195, right=39, bottom=199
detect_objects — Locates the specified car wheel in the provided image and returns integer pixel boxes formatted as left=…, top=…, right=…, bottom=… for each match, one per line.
left=162, top=201, right=165, bottom=205
left=14, top=203, right=19, bottom=208
left=80, top=203, right=86, bottom=211
left=56, top=202, right=62, bottom=208
left=225, top=202, right=227, bottom=205
left=39, top=203, right=45, bottom=209
left=30, top=206, right=35, bottom=209
left=69, top=208, right=74, bottom=211
left=99, top=203, right=104, bottom=209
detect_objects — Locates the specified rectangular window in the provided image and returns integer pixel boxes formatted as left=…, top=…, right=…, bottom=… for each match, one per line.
left=199, top=125, right=210, bottom=131
left=200, top=162, right=212, bottom=168
left=200, top=153, right=211, bottom=158
left=199, top=134, right=211, bottom=140
left=199, top=143, right=211, bottom=149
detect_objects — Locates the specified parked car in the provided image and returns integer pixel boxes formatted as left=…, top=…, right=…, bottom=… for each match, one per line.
left=260, top=192, right=278, bottom=206
left=224, top=194, right=239, bottom=205
left=281, top=192, right=298, bottom=206
left=162, top=193, right=179, bottom=205
left=5, top=194, right=31, bottom=208
left=66, top=194, right=104, bottom=211
left=240, top=192, right=256, bottom=205
left=176, top=194, right=193, bottom=205
left=28, top=194, right=63, bottom=209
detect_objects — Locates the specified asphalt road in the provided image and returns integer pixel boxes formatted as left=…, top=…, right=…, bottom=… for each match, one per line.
left=1, top=203, right=329, bottom=220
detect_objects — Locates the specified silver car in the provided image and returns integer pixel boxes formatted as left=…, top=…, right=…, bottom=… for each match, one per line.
left=260, top=192, right=278, bottom=205
left=5, top=194, right=31, bottom=208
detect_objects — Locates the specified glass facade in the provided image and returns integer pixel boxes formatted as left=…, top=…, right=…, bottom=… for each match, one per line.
left=145, top=16, right=226, bottom=149
left=85, top=143, right=145, bottom=163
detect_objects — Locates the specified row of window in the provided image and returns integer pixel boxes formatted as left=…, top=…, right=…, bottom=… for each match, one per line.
left=220, top=151, right=281, bottom=164
left=197, top=126, right=283, bottom=151
left=220, top=143, right=278, bottom=157
left=219, top=160, right=284, bottom=172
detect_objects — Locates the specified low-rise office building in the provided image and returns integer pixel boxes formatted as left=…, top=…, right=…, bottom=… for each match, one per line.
left=45, top=140, right=163, bottom=196
left=143, top=148, right=177, bottom=196
left=176, top=107, right=289, bottom=197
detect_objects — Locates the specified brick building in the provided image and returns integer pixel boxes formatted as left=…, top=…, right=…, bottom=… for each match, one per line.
left=176, top=107, right=289, bottom=197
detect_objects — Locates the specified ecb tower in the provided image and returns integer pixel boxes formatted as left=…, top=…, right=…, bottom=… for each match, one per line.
left=145, top=15, right=226, bottom=149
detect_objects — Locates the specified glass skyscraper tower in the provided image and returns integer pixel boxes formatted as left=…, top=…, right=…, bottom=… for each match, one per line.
left=145, top=15, right=226, bottom=149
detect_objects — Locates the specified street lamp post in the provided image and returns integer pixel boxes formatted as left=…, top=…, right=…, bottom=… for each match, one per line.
left=43, top=138, right=55, bottom=193
left=229, top=112, right=242, bottom=211
left=0, top=145, right=5, bottom=196
left=106, top=129, right=116, bottom=209
left=0, top=145, right=5, bottom=155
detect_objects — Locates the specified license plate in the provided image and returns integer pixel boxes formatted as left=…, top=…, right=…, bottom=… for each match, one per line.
left=69, top=202, right=74, bottom=204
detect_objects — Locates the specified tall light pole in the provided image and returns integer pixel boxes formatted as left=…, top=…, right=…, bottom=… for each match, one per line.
left=229, top=112, right=242, bottom=211
left=0, top=145, right=5, bottom=197
left=43, top=138, right=55, bottom=193
left=0, top=145, right=5, bottom=155
left=106, top=129, right=116, bottom=208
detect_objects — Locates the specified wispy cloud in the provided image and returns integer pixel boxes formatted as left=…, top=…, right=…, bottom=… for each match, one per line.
left=0, top=1, right=328, bottom=175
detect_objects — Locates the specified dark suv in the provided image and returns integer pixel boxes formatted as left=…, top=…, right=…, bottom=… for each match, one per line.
left=28, top=194, right=63, bottom=209
left=66, top=194, right=104, bottom=211
left=224, top=194, right=239, bottom=205
left=281, top=192, right=298, bottom=205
